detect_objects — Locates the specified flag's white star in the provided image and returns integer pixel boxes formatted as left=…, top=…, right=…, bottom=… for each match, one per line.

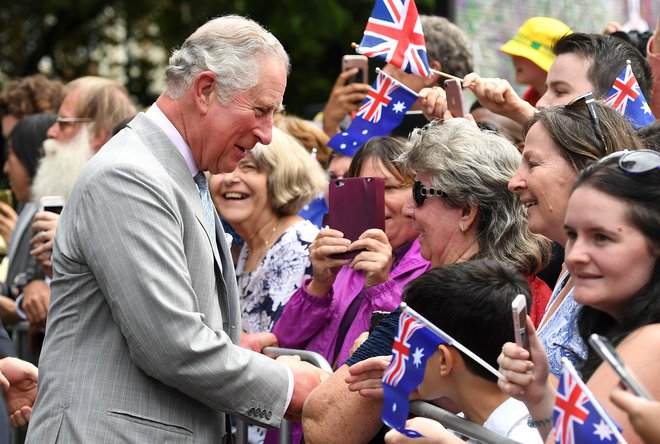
left=392, top=402, right=397, bottom=412
left=341, top=132, right=349, bottom=136
left=339, top=143, right=347, bottom=149
left=362, top=129, right=369, bottom=135
left=352, top=141, right=358, bottom=146
left=392, top=101, right=407, bottom=113
left=412, top=347, right=424, bottom=367
left=641, top=100, right=652, bottom=115
left=593, top=419, right=614, bottom=441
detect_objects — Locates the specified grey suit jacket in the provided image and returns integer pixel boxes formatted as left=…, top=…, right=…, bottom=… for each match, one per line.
left=26, top=114, right=290, bottom=443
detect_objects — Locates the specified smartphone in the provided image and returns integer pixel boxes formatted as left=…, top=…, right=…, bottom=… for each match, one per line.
left=328, top=177, right=385, bottom=259
left=512, top=294, right=530, bottom=352
left=0, top=189, right=13, bottom=208
left=444, top=79, right=466, bottom=118
left=39, top=195, right=65, bottom=214
left=342, top=55, right=369, bottom=85
left=588, top=334, right=653, bottom=400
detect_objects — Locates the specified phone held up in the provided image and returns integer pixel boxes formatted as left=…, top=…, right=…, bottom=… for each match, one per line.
left=39, top=195, right=65, bottom=215
left=511, top=294, right=530, bottom=352
left=444, top=79, right=466, bottom=118
left=342, top=55, right=369, bottom=85
left=328, top=176, right=385, bottom=260
left=0, top=189, right=13, bottom=209
left=588, top=334, right=653, bottom=400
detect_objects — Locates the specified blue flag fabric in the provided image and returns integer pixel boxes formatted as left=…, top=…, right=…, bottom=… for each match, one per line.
left=604, top=63, right=655, bottom=129
left=328, top=70, right=418, bottom=156
left=381, top=309, right=447, bottom=437
left=356, top=0, right=431, bottom=77
left=553, top=358, right=626, bottom=444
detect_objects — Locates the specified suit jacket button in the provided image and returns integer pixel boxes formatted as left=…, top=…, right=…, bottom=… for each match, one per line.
left=259, top=410, right=265, bottom=418
left=248, top=408, right=255, bottom=416
left=265, top=411, right=272, bottom=420
left=255, top=408, right=261, bottom=417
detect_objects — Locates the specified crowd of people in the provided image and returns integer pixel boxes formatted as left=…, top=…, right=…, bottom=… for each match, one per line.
left=0, top=8, right=657, bottom=444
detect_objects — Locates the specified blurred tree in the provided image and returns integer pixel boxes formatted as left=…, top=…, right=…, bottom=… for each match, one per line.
left=0, top=0, right=438, bottom=115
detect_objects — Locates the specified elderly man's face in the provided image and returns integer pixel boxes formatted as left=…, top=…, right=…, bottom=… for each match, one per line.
left=199, top=58, right=287, bottom=175
left=47, top=89, right=86, bottom=142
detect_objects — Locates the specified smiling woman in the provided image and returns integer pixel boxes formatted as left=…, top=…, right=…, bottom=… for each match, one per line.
left=209, top=127, right=327, bottom=335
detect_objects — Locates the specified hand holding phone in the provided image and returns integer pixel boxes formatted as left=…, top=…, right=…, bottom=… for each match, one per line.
left=444, top=79, right=466, bottom=118
left=342, top=55, right=369, bottom=85
left=512, top=294, right=530, bottom=352
left=588, top=334, right=653, bottom=400
left=328, top=177, right=385, bottom=259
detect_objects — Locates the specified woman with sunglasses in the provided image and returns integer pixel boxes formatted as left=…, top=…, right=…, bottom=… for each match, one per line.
left=302, top=119, right=552, bottom=444
left=499, top=150, right=660, bottom=444
left=508, top=94, right=642, bottom=381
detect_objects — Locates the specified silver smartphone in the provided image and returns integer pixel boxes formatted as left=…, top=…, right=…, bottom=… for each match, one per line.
left=588, top=334, right=653, bottom=400
left=512, top=294, right=529, bottom=352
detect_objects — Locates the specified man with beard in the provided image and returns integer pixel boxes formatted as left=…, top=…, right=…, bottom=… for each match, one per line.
left=16, top=76, right=136, bottom=345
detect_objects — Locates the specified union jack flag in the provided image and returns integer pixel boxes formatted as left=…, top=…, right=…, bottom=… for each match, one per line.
left=553, top=358, right=625, bottom=444
left=327, top=70, right=417, bottom=156
left=356, top=0, right=431, bottom=77
left=381, top=307, right=448, bottom=437
left=604, top=63, right=655, bottom=129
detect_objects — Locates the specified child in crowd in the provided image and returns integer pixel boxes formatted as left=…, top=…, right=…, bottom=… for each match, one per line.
left=384, top=259, right=543, bottom=443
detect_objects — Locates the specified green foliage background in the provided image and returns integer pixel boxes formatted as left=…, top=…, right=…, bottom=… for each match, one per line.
left=0, top=0, right=441, bottom=116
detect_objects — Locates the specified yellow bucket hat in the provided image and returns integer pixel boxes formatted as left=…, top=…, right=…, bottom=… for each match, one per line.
left=500, top=17, right=572, bottom=72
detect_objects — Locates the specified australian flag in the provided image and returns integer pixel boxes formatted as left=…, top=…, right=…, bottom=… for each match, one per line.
left=553, top=358, right=626, bottom=444
left=604, top=63, right=655, bottom=129
left=356, top=0, right=431, bottom=77
left=381, top=308, right=450, bottom=437
left=328, top=69, right=418, bottom=156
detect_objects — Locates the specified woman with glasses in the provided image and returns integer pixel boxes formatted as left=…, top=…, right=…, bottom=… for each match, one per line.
left=508, top=94, right=642, bottom=380
left=302, top=120, right=552, bottom=444
left=499, top=150, right=660, bottom=444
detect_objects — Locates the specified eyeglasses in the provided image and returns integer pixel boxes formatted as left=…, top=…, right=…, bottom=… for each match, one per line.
left=566, top=92, right=607, bottom=152
left=56, top=116, right=93, bottom=130
left=412, top=180, right=445, bottom=207
left=599, top=149, right=660, bottom=174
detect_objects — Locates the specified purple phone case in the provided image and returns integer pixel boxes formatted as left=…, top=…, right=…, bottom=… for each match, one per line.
left=328, top=177, right=385, bottom=259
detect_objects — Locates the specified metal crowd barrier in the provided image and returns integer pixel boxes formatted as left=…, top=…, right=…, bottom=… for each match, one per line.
left=234, top=347, right=333, bottom=444
left=410, top=401, right=523, bottom=444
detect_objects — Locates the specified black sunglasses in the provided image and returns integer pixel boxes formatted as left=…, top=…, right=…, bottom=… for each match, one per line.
left=412, top=180, right=445, bottom=207
left=599, top=149, right=660, bottom=174
left=566, top=92, right=607, bottom=153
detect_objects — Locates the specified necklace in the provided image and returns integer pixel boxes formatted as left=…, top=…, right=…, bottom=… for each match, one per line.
left=264, top=219, right=280, bottom=249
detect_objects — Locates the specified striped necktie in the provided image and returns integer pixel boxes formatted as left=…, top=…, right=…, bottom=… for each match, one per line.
left=194, top=172, right=216, bottom=234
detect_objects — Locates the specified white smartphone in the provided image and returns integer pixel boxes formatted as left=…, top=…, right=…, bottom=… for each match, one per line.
left=588, top=334, right=653, bottom=400
left=512, top=294, right=529, bottom=352
left=39, top=195, right=65, bottom=214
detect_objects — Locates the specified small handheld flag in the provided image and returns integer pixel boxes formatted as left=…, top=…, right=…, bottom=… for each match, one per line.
left=356, top=0, right=431, bottom=77
left=604, top=61, right=655, bottom=129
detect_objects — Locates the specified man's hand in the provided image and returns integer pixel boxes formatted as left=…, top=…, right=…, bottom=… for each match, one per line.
left=322, top=69, right=371, bottom=137
left=30, top=211, right=59, bottom=277
left=463, top=73, right=535, bottom=125
left=344, top=355, right=392, bottom=399
left=239, top=332, right=279, bottom=352
left=385, top=417, right=459, bottom=443
left=0, top=357, right=38, bottom=428
left=21, top=280, right=50, bottom=325
left=277, top=355, right=329, bottom=420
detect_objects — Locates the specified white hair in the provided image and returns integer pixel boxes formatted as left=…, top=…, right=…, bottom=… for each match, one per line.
left=164, top=15, right=290, bottom=103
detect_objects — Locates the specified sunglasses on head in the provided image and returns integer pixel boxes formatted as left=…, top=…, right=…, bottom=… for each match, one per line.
left=565, top=92, right=607, bottom=153
left=412, top=180, right=445, bottom=207
left=599, top=149, right=660, bottom=174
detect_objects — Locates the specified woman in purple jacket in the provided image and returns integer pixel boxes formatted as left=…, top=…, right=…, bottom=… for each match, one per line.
left=272, top=137, right=430, bottom=369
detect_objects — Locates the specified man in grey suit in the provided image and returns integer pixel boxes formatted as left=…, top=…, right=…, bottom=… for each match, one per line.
left=26, top=15, right=324, bottom=443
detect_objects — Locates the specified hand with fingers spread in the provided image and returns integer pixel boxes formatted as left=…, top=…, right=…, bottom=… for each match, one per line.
left=348, top=228, right=394, bottom=288
left=322, top=69, right=372, bottom=137
left=305, top=227, right=351, bottom=297
left=463, top=73, right=535, bottom=125
left=0, top=202, right=18, bottom=246
left=345, top=355, right=393, bottom=399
